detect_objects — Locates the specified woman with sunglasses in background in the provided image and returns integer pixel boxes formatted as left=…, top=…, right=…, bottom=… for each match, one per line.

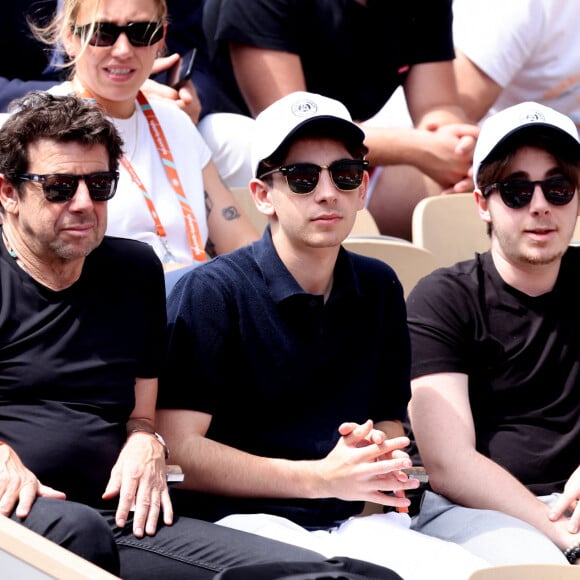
left=28, top=0, right=258, bottom=283
left=405, top=101, right=580, bottom=566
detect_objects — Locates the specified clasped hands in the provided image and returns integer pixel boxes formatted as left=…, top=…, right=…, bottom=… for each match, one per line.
left=419, top=122, right=480, bottom=194
left=319, top=419, right=419, bottom=511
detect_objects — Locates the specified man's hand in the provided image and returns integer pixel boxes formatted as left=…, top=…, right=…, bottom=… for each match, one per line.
left=102, top=432, right=173, bottom=538
left=549, top=466, right=580, bottom=534
left=0, top=442, right=66, bottom=519
left=413, top=123, right=479, bottom=191
left=316, top=420, right=418, bottom=509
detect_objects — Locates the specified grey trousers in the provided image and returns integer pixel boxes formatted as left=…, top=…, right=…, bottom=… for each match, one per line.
left=411, top=490, right=569, bottom=566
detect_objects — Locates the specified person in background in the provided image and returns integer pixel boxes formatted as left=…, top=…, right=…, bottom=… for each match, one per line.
left=377, top=0, right=580, bottom=166
left=144, top=0, right=256, bottom=189
left=0, top=0, right=65, bottom=111
left=407, top=102, right=580, bottom=566
left=452, top=0, right=580, bottom=127
left=201, top=0, right=480, bottom=240
left=2, top=0, right=252, bottom=189
left=1, top=0, right=198, bottom=119
left=24, top=0, right=259, bottom=284
left=0, top=90, right=326, bottom=578
left=156, top=91, right=488, bottom=580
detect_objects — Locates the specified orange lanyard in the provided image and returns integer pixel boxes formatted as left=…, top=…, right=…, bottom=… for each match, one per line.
left=73, top=81, right=206, bottom=263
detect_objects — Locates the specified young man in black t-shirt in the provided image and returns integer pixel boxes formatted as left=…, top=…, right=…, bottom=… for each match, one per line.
left=408, top=101, right=580, bottom=567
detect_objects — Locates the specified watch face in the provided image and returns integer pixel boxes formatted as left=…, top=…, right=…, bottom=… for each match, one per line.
left=154, top=432, right=170, bottom=459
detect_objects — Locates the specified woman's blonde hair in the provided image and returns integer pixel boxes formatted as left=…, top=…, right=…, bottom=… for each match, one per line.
left=28, top=0, right=168, bottom=74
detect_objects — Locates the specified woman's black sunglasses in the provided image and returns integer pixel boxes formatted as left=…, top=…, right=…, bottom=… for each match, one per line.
left=259, top=159, right=368, bottom=194
left=14, top=172, right=119, bottom=203
left=483, top=176, right=576, bottom=209
left=73, top=21, right=163, bottom=47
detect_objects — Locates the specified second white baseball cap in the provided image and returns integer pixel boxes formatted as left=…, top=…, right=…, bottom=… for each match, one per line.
left=473, top=101, right=580, bottom=184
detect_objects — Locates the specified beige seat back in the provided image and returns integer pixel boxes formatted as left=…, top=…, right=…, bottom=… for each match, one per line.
left=342, top=236, right=440, bottom=298
left=469, top=563, right=579, bottom=580
left=230, top=187, right=381, bottom=236
left=350, top=207, right=381, bottom=236
left=413, top=193, right=580, bottom=256
left=572, top=218, right=580, bottom=245
left=412, top=193, right=490, bottom=267
left=0, top=514, right=119, bottom=579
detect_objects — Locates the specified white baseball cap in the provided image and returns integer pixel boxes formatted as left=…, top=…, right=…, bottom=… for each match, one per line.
left=251, top=91, right=366, bottom=177
left=473, top=101, right=580, bottom=184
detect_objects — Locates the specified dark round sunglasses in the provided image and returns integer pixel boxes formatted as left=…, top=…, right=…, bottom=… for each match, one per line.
left=73, top=21, right=163, bottom=47
left=14, top=172, right=119, bottom=203
left=483, top=176, right=576, bottom=209
left=259, top=159, right=368, bottom=194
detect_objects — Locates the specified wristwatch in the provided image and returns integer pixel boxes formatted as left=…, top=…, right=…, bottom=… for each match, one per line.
left=127, top=428, right=170, bottom=459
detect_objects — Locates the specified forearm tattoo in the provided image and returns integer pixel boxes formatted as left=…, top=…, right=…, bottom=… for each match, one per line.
left=222, top=205, right=241, bottom=221
left=204, top=190, right=241, bottom=221
left=203, top=190, right=242, bottom=258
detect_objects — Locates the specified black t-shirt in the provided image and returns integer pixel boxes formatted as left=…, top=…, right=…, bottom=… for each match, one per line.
left=203, top=0, right=454, bottom=120
left=0, top=233, right=166, bottom=507
left=407, top=250, right=580, bottom=496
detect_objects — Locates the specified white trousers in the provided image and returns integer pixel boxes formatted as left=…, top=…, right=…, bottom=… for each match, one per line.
left=217, top=511, right=488, bottom=580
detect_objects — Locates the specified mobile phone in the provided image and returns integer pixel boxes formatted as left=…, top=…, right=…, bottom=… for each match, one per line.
left=166, top=48, right=197, bottom=90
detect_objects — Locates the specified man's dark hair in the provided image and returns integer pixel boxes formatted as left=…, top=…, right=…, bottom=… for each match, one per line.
left=0, top=91, right=124, bottom=179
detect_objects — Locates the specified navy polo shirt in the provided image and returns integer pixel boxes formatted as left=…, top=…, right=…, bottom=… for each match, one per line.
left=158, top=226, right=411, bottom=528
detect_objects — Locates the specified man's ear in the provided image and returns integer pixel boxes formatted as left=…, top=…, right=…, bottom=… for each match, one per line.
left=475, top=189, right=490, bottom=225
left=0, top=175, right=20, bottom=216
left=357, top=168, right=370, bottom=210
left=249, top=178, right=276, bottom=219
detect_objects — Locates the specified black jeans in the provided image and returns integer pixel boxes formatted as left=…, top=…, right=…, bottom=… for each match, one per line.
left=13, top=497, right=325, bottom=579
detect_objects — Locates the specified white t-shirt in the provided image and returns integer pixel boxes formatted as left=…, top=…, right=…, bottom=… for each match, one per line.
left=453, top=0, right=580, bottom=126
left=50, top=82, right=212, bottom=264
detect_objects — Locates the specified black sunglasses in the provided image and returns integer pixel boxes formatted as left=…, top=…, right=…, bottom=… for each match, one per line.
left=483, top=176, right=576, bottom=209
left=14, top=172, right=119, bottom=203
left=73, top=21, right=163, bottom=47
left=259, top=159, right=368, bottom=194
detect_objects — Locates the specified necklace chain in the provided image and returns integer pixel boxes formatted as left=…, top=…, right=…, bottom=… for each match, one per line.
left=2, top=230, right=17, bottom=259
left=2, top=229, right=27, bottom=272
